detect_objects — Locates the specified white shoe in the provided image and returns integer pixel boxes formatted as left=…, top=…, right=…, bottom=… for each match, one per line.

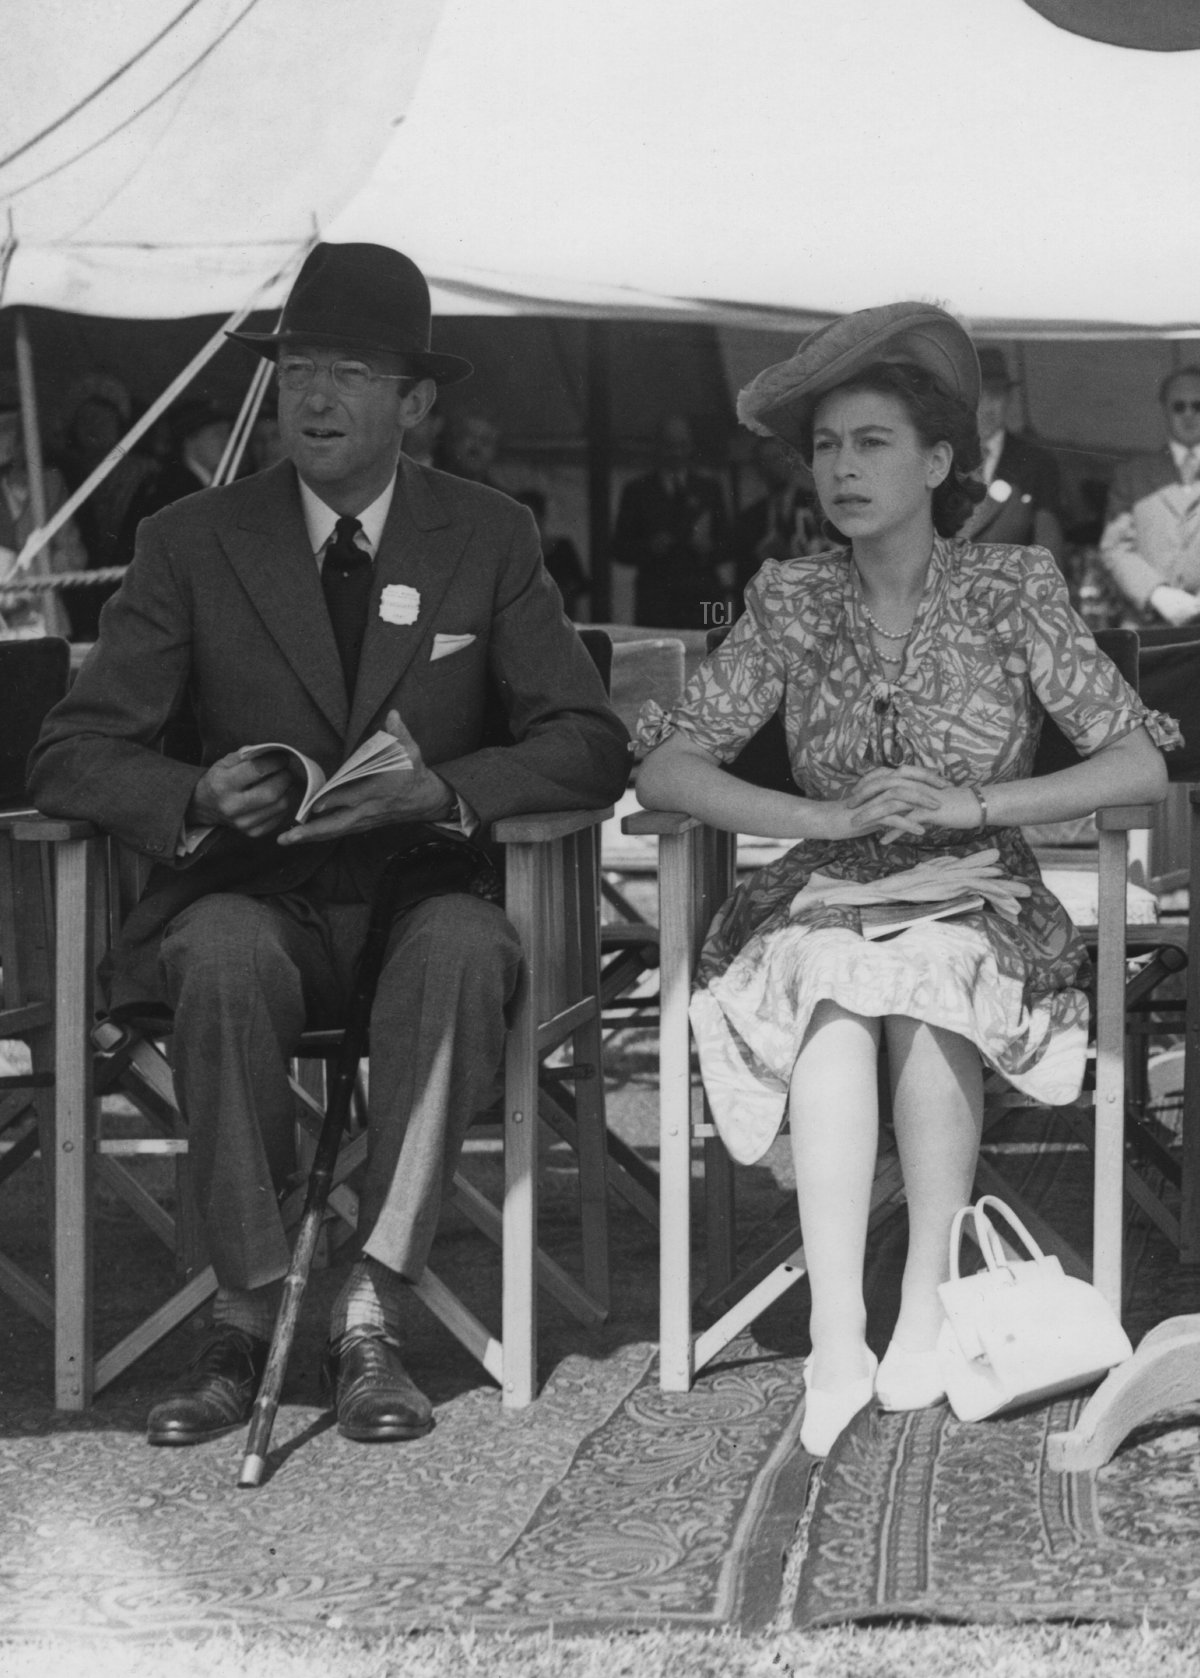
left=800, top=1349, right=878, bottom=1458
left=875, top=1340, right=946, bottom=1412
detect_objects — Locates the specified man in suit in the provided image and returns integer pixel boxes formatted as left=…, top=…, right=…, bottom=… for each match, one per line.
left=961, top=347, right=1064, bottom=560
left=611, top=414, right=729, bottom=628
left=437, top=408, right=503, bottom=489
left=729, top=434, right=821, bottom=613
left=1099, top=365, right=1200, bottom=627
left=29, top=243, right=630, bottom=1447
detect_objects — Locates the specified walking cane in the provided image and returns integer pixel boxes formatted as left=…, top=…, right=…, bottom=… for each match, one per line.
left=238, top=827, right=499, bottom=1488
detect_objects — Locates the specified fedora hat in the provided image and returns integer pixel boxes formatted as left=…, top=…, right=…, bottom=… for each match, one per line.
left=976, top=346, right=1014, bottom=390
left=229, top=242, right=472, bottom=385
left=738, top=301, right=979, bottom=454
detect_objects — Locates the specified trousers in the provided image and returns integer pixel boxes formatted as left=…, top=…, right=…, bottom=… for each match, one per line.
left=159, top=887, right=523, bottom=1290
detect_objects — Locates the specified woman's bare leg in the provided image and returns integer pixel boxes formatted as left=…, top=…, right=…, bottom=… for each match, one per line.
left=788, top=999, right=881, bottom=1388
left=884, top=1016, right=983, bottom=1352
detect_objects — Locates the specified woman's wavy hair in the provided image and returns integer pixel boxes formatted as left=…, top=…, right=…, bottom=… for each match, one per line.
left=796, top=360, right=986, bottom=540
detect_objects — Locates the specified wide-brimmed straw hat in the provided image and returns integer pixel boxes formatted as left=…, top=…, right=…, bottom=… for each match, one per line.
left=737, top=301, right=979, bottom=454
left=229, top=242, right=473, bottom=385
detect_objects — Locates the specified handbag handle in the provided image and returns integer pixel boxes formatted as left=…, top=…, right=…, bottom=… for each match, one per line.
left=946, top=1194, right=1045, bottom=1281
left=972, top=1195, right=1045, bottom=1272
left=946, top=1203, right=976, bottom=1282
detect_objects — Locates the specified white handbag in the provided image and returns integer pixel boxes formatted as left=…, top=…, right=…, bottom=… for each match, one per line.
left=935, top=1194, right=1133, bottom=1422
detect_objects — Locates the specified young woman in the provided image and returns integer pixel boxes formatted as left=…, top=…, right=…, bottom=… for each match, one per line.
left=636, top=302, right=1177, bottom=1457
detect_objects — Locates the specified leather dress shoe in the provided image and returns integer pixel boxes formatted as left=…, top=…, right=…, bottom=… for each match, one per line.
left=146, top=1327, right=269, bottom=1447
left=322, top=1328, right=434, bottom=1442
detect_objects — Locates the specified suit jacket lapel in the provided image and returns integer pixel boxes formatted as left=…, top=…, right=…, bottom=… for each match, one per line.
left=348, top=456, right=473, bottom=745
left=219, top=462, right=349, bottom=737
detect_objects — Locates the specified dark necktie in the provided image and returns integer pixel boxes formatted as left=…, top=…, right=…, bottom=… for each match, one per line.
left=321, top=515, right=371, bottom=694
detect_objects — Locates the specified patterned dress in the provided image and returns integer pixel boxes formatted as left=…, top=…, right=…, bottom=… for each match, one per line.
left=638, top=538, right=1181, bottom=1165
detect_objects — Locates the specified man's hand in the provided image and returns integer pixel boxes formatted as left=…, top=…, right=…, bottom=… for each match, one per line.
left=1149, top=584, right=1200, bottom=627
left=276, top=710, right=455, bottom=845
left=187, top=750, right=298, bottom=839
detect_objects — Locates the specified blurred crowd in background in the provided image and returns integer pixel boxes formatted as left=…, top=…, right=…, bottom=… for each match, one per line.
left=0, top=330, right=1186, bottom=643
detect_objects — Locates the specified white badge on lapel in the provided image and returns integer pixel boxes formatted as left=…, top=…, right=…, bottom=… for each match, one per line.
left=379, top=584, right=420, bottom=625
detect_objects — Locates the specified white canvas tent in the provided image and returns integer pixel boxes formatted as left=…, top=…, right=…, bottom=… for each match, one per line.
left=0, top=0, right=443, bottom=317
left=5, top=0, right=1197, bottom=333
left=330, top=0, right=1199, bottom=337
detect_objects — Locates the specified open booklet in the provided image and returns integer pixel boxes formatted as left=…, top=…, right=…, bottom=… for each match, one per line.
left=857, top=893, right=986, bottom=940
left=240, top=729, right=410, bottom=824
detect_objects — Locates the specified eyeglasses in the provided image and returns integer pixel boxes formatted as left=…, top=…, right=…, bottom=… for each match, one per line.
left=276, top=355, right=415, bottom=396
left=1170, top=399, right=1200, bottom=415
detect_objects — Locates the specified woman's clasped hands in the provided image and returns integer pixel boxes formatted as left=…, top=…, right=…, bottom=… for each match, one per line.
left=833, top=765, right=981, bottom=842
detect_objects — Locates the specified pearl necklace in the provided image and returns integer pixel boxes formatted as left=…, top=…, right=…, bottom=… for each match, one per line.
left=858, top=596, right=913, bottom=640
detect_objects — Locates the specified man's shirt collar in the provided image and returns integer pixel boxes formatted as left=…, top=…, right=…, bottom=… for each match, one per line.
left=980, top=428, right=1006, bottom=485
left=299, top=472, right=397, bottom=558
left=1168, top=439, right=1198, bottom=476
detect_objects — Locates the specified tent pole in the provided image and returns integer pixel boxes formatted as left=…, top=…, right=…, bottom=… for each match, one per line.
left=586, top=319, right=613, bottom=622
left=214, top=355, right=274, bottom=486
left=13, top=309, right=69, bottom=637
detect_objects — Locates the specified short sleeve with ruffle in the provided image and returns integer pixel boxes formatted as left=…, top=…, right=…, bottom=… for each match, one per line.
left=1016, top=549, right=1182, bottom=756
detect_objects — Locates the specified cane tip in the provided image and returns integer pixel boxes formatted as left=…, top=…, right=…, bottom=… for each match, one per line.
left=238, top=1455, right=266, bottom=1488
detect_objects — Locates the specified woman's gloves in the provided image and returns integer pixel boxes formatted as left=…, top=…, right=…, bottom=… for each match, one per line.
left=789, top=847, right=1032, bottom=923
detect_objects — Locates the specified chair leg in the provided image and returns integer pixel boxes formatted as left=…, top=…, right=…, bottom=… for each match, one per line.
left=1181, top=793, right=1200, bottom=1261
left=502, top=843, right=539, bottom=1409
left=704, top=1127, right=736, bottom=1293
left=52, top=836, right=96, bottom=1410
left=570, top=828, right=611, bottom=1311
left=659, top=827, right=700, bottom=1392
left=1092, top=826, right=1128, bottom=1314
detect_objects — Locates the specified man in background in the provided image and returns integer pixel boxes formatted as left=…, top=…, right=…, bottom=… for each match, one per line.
left=1099, top=365, right=1200, bottom=626
left=962, top=347, right=1063, bottom=561
left=611, top=413, right=728, bottom=628
left=437, top=409, right=502, bottom=488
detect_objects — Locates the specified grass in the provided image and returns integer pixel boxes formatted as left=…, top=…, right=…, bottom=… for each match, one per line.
left=5, top=1623, right=1200, bottom=1678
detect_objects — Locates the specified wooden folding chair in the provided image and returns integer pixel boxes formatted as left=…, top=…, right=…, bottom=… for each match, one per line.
left=0, top=637, right=71, bottom=1338
left=14, top=627, right=620, bottom=1411
left=15, top=798, right=615, bottom=1411
left=1129, top=625, right=1200, bottom=1262
left=624, top=627, right=1165, bottom=1390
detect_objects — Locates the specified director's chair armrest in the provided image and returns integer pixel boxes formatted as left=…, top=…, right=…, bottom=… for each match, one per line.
left=492, top=806, right=612, bottom=844
left=621, top=808, right=704, bottom=837
left=1095, top=802, right=1159, bottom=832
left=12, top=817, right=101, bottom=843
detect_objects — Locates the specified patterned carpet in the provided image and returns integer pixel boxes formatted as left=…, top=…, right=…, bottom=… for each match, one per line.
left=792, top=1394, right=1200, bottom=1628
left=0, top=1037, right=816, bottom=1640
left=0, top=1336, right=817, bottom=1639
left=3, top=1033, right=1199, bottom=1639
left=790, top=1108, right=1200, bottom=1629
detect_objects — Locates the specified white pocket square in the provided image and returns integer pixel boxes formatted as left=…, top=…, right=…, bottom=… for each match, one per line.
left=430, top=632, right=476, bottom=662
